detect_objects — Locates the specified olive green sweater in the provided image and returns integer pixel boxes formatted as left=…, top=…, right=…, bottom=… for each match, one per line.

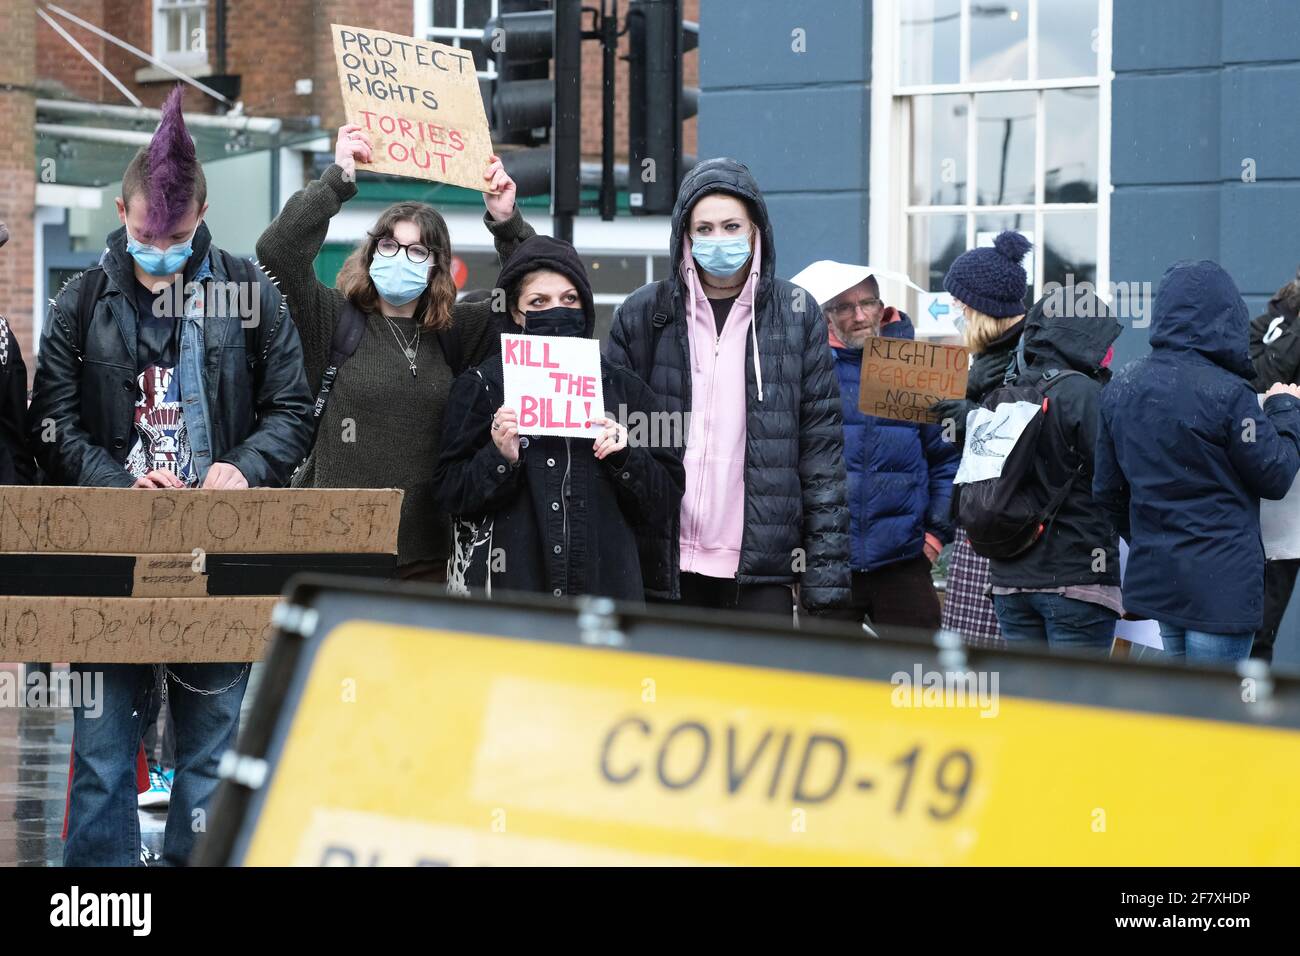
left=254, top=163, right=534, bottom=565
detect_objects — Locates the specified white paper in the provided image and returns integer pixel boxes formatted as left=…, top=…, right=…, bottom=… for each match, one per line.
left=1114, top=539, right=1162, bottom=649
left=953, top=401, right=1041, bottom=485
left=789, top=260, right=925, bottom=307
left=500, top=333, right=605, bottom=438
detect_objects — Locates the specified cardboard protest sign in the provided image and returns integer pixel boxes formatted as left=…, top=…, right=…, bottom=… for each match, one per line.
left=0, top=596, right=278, bottom=663
left=500, top=333, right=606, bottom=438
left=331, top=23, right=494, bottom=191
left=0, top=487, right=403, bottom=554
left=858, top=336, right=969, bottom=423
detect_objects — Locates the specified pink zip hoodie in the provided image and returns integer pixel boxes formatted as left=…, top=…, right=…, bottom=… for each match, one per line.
left=678, top=232, right=764, bottom=578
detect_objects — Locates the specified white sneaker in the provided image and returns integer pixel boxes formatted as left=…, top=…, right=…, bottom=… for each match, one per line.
left=138, top=765, right=171, bottom=809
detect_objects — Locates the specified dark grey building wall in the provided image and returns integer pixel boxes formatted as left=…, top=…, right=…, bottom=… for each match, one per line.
left=698, top=0, right=871, bottom=278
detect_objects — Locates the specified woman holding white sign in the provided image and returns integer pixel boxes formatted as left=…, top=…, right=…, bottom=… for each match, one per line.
left=433, top=236, right=685, bottom=601
left=254, top=124, right=534, bottom=581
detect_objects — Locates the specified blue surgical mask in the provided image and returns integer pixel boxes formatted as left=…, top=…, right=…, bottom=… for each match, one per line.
left=691, top=235, right=752, bottom=278
left=369, top=253, right=431, bottom=306
left=126, top=226, right=195, bottom=277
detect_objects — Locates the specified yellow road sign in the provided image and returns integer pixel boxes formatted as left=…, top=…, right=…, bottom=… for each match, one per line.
left=237, top=620, right=1300, bottom=866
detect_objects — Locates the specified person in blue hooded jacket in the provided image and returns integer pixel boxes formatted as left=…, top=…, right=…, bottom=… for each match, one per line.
left=1094, top=259, right=1300, bottom=663
left=819, top=275, right=958, bottom=629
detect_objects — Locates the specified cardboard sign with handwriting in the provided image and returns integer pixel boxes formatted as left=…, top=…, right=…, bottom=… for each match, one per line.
left=331, top=23, right=494, bottom=190
left=0, top=487, right=403, bottom=554
left=858, top=336, right=970, bottom=424
left=501, top=334, right=606, bottom=438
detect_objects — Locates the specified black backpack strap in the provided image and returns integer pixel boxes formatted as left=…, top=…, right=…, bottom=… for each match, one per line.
left=216, top=249, right=280, bottom=371
left=648, top=278, right=674, bottom=366
left=435, top=326, right=466, bottom=377
left=312, top=300, right=368, bottom=421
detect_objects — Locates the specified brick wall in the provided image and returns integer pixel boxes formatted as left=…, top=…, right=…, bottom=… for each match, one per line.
left=311, top=0, right=416, bottom=132
left=578, top=0, right=698, bottom=164
left=0, top=1, right=37, bottom=357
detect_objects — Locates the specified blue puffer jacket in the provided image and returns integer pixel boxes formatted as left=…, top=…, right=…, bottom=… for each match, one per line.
left=1095, top=260, right=1300, bottom=633
left=833, top=311, right=960, bottom=572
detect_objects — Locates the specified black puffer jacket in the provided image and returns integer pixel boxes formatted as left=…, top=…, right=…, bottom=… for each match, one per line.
left=604, top=158, right=850, bottom=610
left=434, top=236, right=685, bottom=602
left=28, top=224, right=314, bottom=488
left=988, top=292, right=1121, bottom=589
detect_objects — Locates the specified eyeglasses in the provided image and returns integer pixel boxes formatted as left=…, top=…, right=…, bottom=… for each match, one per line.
left=375, top=237, right=432, bottom=265
left=824, top=297, right=882, bottom=319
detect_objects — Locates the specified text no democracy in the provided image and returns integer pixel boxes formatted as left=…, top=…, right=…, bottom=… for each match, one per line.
left=859, top=336, right=969, bottom=423
left=331, top=23, right=494, bottom=190
left=501, top=334, right=606, bottom=438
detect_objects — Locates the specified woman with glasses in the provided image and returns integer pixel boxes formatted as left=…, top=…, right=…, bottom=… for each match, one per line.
left=255, top=123, right=534, bottom=580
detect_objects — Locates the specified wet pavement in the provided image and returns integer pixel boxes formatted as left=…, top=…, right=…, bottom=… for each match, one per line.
left=0, top=663, right=166, bottom=867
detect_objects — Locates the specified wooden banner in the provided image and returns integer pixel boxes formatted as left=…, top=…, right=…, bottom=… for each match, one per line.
left=858, top=336, right=969, bottom=424
left=0, top=597, right=278, bottom=663
left=331, top=23, right=494, bottom=190
left=0, top=487, right=403, bottom=555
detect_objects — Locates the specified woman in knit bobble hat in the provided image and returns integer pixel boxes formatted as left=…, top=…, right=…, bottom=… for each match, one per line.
left=931, top=229, right=1031, bottom=647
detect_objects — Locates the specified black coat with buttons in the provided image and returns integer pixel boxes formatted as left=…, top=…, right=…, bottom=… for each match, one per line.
left=26, top=224, right=313, bottom=488
left=433, top=356, right=685, bottom=602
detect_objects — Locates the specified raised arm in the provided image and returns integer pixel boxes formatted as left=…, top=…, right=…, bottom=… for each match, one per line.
left=254, top=125, right=368, bottom=380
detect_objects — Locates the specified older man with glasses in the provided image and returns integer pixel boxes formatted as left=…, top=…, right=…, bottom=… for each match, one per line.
left=817, top=273, right=959, bottom=632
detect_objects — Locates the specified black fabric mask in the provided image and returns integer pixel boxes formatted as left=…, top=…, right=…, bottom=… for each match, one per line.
left=522, top=305, right=587, bottom=337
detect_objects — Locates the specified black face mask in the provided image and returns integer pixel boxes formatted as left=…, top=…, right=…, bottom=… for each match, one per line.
left=521, top=305, right=587, bottom=337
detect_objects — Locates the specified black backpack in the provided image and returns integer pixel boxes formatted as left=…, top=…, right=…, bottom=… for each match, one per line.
left=953, top=369, right=1085, bottom=560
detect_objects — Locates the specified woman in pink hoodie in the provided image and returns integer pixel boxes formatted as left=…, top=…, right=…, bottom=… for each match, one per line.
left=606, top=158, right=850, bottom=618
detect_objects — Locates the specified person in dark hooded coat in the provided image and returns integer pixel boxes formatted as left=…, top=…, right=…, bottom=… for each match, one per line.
left=988, top=288, right=1123, bottom=653
left=1247, top=267, right=1300, bottom=663
left=434, top=236, right=685, bottom=602
left=603, top=158, right=850, bottom=617
left=1095, top=259, right=1300, bottom=662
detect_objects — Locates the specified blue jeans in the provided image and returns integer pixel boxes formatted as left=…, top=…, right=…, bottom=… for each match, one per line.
left=992, top=592, right=1117, bottom=655
left=63, top=662, right=248, bottom=867
left=1155, top=624, right=1253, bottom=664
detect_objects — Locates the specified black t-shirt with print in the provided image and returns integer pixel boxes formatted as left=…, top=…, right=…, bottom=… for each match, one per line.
left=127, top=280, right=194, bottom=484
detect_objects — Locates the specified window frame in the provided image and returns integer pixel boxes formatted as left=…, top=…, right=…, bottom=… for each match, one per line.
left=414, top=0, right=500, bottom=80
left=870, top=0, right=1112, bottom=310
left=151, top=0, right=208, bottom=66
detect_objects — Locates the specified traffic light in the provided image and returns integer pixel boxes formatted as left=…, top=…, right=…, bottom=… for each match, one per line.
left=483, top=0, right=583, bottom=239
left=627, top=0, right=699, bottom=216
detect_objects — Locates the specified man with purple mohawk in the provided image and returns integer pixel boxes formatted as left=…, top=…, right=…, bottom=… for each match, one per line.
left=28, top=85, right=314, bottom=867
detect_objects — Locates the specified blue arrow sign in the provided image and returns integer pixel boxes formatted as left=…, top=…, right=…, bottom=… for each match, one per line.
left=928, top=298, right=950, bottom=320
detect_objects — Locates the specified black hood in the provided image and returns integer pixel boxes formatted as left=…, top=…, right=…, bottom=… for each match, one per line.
left=495, top=234, right=596, bottom=338
left=1021, top=285, right=1121, bottom=377
left=669, top=158, right=775, bottom=301
left=1149, top=259, right=1253, bottom=379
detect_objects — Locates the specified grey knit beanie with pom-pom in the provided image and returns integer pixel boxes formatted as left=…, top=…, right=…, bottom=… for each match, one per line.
left=943, top=230, right=1032, bottom=318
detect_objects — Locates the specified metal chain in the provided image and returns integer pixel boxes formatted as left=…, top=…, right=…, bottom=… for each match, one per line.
left=159, top=663, right=249, bottom=700
left=381, top=313, right=421, bottom=370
